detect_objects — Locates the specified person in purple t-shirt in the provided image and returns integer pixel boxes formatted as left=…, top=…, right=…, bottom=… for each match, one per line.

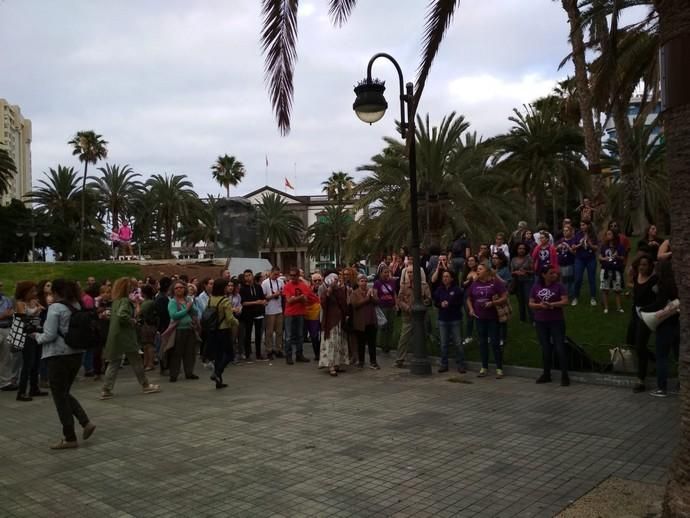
left=466, top=263, right=507, bottom=379
left=572, top=221, right=599, bottom=307
left=599, top=229, right=626, bottom=314
left=372, top=267, right=397, bottom=353
left=529, top=266, right=570, bottom=386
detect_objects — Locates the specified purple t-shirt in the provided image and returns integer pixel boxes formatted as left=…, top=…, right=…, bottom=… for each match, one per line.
left=530, top=282, right=566, bottom=322
left=468, top=279, right=506, bottom=321
left=556, top=237, right=577, bottom=267
left=600, top=244, right=625, bottom=271
left=373, top=279, right=397, bottom=308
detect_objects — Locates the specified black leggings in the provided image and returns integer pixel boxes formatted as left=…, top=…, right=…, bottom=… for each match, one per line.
left=356, top=324, right=377, bottom=365
left=18, top=337, right=41, bottom=396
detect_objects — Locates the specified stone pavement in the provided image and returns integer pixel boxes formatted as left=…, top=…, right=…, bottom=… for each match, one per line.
left=0, top=353, right=678, bottom=518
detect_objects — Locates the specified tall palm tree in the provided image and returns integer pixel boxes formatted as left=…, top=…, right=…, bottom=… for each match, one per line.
left=0, top=146, right=17, bottom=197
left=89, top=163, right=142, bottom=229
left=261, top=0, right=461, bottom=134
left=321, top=171, right=354, bottom=202
left=558, top=0, right=605, bottom=204
left=211, top=154, right=246, bottom=197
left=492, top=100, right=587, bottom=228
left=308, top=203, right=353, bottom=267
left=256, top=192, right=305, bottom=264
left=145, top=174, right=199, bottom=258
left=68, top=130, right=108, bottom=260
left=658, top=2, right=690, bottom=515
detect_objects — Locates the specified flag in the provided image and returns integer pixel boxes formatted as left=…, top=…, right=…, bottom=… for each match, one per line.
left=285, top=177, right=294, bottom=190
left=265, top=155, right=269, bottom=168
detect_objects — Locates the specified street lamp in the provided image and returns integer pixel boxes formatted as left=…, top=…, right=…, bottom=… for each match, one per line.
left=353, top=52, right=431, bottom=376
left=15, top=230, right=50, bottom=262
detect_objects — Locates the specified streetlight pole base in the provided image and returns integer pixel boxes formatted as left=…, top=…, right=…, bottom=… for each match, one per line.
left=409, top=357, right=432, bottom=376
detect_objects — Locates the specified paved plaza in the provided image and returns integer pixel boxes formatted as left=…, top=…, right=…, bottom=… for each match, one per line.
left=0, top=354, right=679, bottom=518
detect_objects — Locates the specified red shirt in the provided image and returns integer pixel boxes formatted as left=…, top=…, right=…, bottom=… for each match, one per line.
left=283, top=280, right=317, bottom=316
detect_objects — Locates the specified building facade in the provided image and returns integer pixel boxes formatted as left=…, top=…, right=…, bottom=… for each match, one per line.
left=0, top=99, right=32, bottom=205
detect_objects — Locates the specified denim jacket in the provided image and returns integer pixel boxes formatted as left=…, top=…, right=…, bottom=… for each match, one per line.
left=35, top=301, right=84, bottom=359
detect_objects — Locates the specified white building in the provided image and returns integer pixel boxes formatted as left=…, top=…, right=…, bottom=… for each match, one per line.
left=1, top=99, right=32, bottom=205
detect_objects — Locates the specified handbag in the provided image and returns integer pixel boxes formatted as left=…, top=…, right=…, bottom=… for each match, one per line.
left=493, top=295, right=512, bottom=323
left=159, top=320, right=178, bottom=355
left=609, top=346, right=636, bottom=373
left=8, top=315, right=27, bottom=353
left=375, top=306, right=387, bottom=327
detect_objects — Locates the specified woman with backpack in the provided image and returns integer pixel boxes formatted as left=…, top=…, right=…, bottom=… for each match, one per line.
left=205, top=279, right=238, bottom=389
left=100, top=277, right=161, bottom=400
left=31, top=279, right=95, bottom=449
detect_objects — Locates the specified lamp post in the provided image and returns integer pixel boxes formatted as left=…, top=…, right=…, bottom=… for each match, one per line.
left=15, top=230, right=51, bottom=262
left=353, top=53, right=431, bottom=376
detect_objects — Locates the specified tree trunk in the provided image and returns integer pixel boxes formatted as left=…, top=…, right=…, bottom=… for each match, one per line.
left=79, top=162, right=88, bottom=261
left=561, top=0, right=604, bottom=205
left=551, top=177, right=558, bottom=234
left=660, top=2, right=690, bottom=516
left=612, top=100, right=645, bottom=235
left=534, top=188, right=547, bottom=226
left=226, top=185, right=230, bottom=198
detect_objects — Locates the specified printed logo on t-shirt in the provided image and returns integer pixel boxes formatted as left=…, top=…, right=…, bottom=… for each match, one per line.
left=536, top=287, right=557, bottom=303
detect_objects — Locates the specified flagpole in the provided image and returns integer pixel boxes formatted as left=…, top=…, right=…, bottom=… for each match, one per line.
left=265, top=154, right=269, bottom=187
left=294, top=162, right=297, bottom=192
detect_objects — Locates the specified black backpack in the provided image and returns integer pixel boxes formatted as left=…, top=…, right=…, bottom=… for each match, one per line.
left=201, top=297, right=227, bottom=333
left=57, top=301, right=101, bottom=349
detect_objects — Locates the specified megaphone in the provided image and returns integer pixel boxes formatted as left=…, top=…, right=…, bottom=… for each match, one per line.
left=638, top=299, right=681, bottom=331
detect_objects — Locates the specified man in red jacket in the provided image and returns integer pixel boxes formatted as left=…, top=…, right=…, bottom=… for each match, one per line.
left=283, top=266, right=318, bottom=365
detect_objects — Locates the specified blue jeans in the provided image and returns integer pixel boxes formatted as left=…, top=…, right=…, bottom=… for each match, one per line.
left=284, top=315, right=304, bottom=359
left=438, top=319, right=465, bottom=368
left=476, top=318, right=502, bottom=369
left=655, top=317, right=680, bottom=392
left=560, top=264, right=575, bottom=300
left=574, top=256, right=597, bottom=300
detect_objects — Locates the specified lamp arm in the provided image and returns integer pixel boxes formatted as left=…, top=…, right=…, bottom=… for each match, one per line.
left=366, top=52, right=407, bottom=138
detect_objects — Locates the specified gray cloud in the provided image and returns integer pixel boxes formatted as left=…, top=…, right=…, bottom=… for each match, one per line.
left=1, top=0, right=575, bottom=197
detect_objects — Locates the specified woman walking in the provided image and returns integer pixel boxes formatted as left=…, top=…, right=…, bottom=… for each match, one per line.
left=318, top=273, right=349, bottom=376
left=207, top=279, right=238, bottom=389
left=168, top=280, right=200, bottom=382
left=627, top=255, right=658, bottom=394
left=350, top=274, right=380, bottom=370
left=529, top=266, right=570, bottom=386
left=14, top=281, right=48, bottom=401
left=466, top=263, right=507, bottom=379
left=511, top=243, right=534, bottom=323
left=100, top=278, right=161, bottom=400
left=32, top=279, right=95, bottom=450
left=433, top=270, right=466, bottom=373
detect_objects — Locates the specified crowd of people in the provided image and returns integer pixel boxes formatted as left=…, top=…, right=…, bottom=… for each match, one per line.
left=0, top=202, right=681, bottom=449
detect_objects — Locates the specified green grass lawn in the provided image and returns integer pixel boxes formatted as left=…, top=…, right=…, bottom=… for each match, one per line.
left=0, top=263, right=142, bottom=293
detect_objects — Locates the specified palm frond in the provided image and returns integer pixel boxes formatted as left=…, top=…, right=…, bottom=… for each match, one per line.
left=329, top=0, right=358, bottom=26
left=414, top=0, right=461, bottom=109
left=261, top=0, right=300, bottom=136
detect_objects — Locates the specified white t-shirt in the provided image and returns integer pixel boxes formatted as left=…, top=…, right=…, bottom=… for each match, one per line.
left=261, top=277, right=284, bottom=315
left=490, top=243, right=511, bottom=260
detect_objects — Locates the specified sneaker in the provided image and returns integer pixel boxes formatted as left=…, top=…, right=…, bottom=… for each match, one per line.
left=99, top=391, right=113, bottom=400
left=617, top=308, right=625, bottom=313
left=477, top=368, right=488, bottom=378
left=186, top=374, right=200, bottom=380
left=438, top=365, right=449, bottom=373
left=536, top=373, right=552, bottom=384
left=495, top=369, right=504, bottom=379
left=143, top=384, right=161, bottom=394
left=571, top=298, right=578, bottom=307
left=369, top=363, right=381, bottom=370
left=82, top=422, right=96, bottom=440
left=604, top=308, right=609, bottom=314
left=590, top=298, right=597, bottom=306
left=649, top=389, right=668, bottom=398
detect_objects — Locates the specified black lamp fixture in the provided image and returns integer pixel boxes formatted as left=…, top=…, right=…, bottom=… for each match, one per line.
left=353, top=79, right=388, bottom=124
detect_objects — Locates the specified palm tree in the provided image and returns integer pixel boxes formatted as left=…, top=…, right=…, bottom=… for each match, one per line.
left=492, top=100, right=587, bottom=228
left=261, top=0, right=461, bottom=135
left=89, top=163, right=142, bottom=229
left=145, top=174, right=198, bottom=258
left=321, top=171, right=354, bottom=202
left=0, top=146, right=17, bottom=197
left=68, top=130, right=108, bottom=260
left=658, top=2, right=690, bottom=515
left=211, top=154, right=246, bottom=197
left=308, top=203, right=353, bottom=267
left=256, top=192, right=305, bottom=264
left=558, top=0, right=605, bottom=204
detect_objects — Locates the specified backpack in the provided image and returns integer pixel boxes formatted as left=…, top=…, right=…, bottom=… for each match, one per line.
left=201, top=297, right=227, bottom=333
left=57, top=301, right=101, bottom=349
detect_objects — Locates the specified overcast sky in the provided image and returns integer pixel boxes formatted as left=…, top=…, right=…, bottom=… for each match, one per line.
left=1, top=0, right=576, bottom=197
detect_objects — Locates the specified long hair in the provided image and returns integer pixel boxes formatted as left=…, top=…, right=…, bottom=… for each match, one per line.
left=14, top=281, right=37, bottom=302
left=52, top=279, right=79, bottom=303
left=111, top=277, right=133, bottom=300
